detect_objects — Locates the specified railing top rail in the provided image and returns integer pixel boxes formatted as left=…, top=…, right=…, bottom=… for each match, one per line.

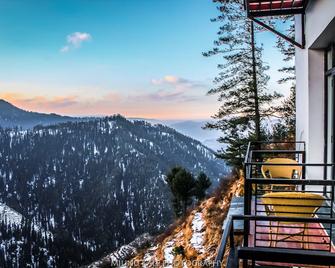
left=250, top=141, right=306, bottom=144
left=231, top=214, right=335, bottom=223
left=244, top=141, right=307, bottom=166
left=250, top=149, right=305, bottom=153
left=245, top=162, right=335, bottom=166
left=246, top=178, right=335, bottom=185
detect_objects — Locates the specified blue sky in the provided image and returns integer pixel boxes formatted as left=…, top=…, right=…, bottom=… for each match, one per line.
left=0, top=0, right=290, bottom=119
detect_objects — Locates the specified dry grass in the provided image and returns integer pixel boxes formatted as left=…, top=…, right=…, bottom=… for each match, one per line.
left=125, top=173, right=244, bottom=268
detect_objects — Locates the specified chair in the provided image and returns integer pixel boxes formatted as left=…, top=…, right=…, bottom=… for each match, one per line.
left=261, top=158, right=302, bottom=191
left=261, top=192, right=325, bottom=249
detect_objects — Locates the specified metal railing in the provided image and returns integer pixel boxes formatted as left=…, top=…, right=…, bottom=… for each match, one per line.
left=215, top=141, right=335, bottom=267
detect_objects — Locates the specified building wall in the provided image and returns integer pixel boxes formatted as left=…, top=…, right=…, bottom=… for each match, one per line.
left=295, top=0, right=335, bottom=169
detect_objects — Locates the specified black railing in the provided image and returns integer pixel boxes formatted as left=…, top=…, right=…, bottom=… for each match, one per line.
left=215, top=141, right=335, bottom=267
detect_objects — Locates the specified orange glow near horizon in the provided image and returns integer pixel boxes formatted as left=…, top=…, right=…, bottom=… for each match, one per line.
left=0, top=91, right=218, bottom=120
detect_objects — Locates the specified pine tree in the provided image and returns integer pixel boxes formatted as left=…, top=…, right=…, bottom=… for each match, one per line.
left=166, top=167, right=196, bottom=217
left=194, top=172, right=211, bottom=201
left=273, top=15, right=296, bottom=140
left=204, top=0, right=282, bottom=169
left=276, top=16, right=295, bottom=84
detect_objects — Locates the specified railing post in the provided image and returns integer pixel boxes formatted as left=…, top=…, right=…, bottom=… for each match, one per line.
left=243, top=164, right=251, bottom=268
left=302, top=150, right=306, bottom=191
left=243, top=142, right=253, bottom=268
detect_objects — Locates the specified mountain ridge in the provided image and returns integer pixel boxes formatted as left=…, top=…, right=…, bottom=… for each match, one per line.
left=0, top=100, right=221, bottom=151
left=0, top=99, right=81, bottom=129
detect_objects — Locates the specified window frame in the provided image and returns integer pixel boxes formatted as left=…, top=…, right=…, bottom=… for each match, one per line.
left=324, top=43, right=335, bottom=184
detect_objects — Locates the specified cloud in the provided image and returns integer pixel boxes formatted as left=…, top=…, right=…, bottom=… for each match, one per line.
left=60, top=32, right=92, bottom=53
left=143, top=89, right=200, bottom=102
left=0, top=89, right=218, bottom=120
left=151, top=75, right=189, bottom=86
left=149, top=75, right=207, bottom=102
left=0, top=93, right=80, bottom=111
left=60, top=46, right=70, bottom=53
left=0, top=75, right=215, bottom=119
left=151, top=75, right=205, bottom=88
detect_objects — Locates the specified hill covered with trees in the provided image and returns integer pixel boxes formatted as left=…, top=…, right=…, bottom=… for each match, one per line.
left=0, top=115, right=227, bottom=266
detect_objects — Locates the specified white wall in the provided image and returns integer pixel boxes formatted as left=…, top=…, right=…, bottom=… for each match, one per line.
left=304, top=0, right=335, bottom=48
left=295, top=0, right=335, bottom=167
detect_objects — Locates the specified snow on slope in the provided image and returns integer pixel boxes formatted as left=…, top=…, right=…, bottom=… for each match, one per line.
left=163, top=240, right=175, bottom=268
left=142, top=246, right=158, bottom=268
left=88, top=233, right=153, bottom=268
left=126, top=176, right=244, bottom=268
left=0, top=203, right=21, bottom=225
left=0, top=202, right=53, bottom=239
left=189, top=212, right=205, bottom=253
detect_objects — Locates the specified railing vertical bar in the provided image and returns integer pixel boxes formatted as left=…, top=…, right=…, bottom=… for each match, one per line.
left=243, top=165, right=249, bottom=247
left=243, top=153, right=251, bottom=268
left=255, top=183, right=258, bottom=247
left=302, top=150, right=306, bottom=192
left=331, top=165, right=334, bottom=250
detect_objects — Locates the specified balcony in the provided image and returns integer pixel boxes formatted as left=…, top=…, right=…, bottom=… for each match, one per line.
left=215, top=141, right=335, bottom=267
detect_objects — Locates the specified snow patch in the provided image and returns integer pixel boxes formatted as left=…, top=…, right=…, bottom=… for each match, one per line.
left=142, top=246, right=158, bottom=268
left=163, top=240, right=175, bottom=268
left=189, top=212, right=205, bottom=253
left=0, top=202, right=53, bottom=239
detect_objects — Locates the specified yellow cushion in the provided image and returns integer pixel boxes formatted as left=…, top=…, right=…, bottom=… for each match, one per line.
left=261, top=192, right=324, bottom=218
left=261, top=158, right=302, bottom=179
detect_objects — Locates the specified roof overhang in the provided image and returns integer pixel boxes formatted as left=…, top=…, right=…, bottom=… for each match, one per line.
left=243, top=0, right=309, bottom=49
left=244, top=0, right=309, bottom=17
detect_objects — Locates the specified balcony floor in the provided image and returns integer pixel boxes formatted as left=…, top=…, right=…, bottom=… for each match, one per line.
left=249, top=220, right=334, bottom=250
left=247, top=201, right=335, bottom=267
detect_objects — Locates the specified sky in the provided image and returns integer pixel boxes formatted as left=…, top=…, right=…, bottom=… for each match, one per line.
left=0, top=0, right=291, bottom=120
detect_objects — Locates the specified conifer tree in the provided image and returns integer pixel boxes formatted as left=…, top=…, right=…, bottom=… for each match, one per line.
left=166, top=167, right=212, bottom=216
left=276, top=16, right=295, bottom=84
left=194, top=172, right=211, bottom=201
left=166, top=166, right=196, bottom=217
left=204, top=0, right=282, bottom=169
left=273, top=16, right=296, bottom=140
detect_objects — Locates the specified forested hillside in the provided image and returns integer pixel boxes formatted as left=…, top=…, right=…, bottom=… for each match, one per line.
left=0, top=115, right=227, bottom=267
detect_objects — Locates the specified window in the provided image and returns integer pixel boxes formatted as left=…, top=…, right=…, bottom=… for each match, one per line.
left=327, top=48, right=333, bottom=71
left=325, top=44, right=335, bottom=183
left=326, top=44, right=335, bottom=74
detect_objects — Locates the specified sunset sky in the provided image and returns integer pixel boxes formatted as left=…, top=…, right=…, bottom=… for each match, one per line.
left=0, top=0, right=290, bottom=120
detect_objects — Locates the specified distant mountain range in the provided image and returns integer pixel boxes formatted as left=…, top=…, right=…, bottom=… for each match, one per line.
left=0, top=99, right=82, bottom=129
left=0, top=100, right=223, bottom=151
left=130, top=118, right=223, bottom=151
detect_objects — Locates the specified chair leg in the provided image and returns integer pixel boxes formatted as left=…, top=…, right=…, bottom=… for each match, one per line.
left=303, top=223, right=309, bottom=250
left=274, top=221, right=279, bottom=248
left=270, top=221, right=274, bottom=248
left=269, top=220, right=273, bottom=247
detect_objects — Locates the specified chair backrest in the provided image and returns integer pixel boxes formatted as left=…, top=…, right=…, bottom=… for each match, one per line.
left=261, top=158, right=302, bottom=179
left=261, top=192, right=325, bottom=218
